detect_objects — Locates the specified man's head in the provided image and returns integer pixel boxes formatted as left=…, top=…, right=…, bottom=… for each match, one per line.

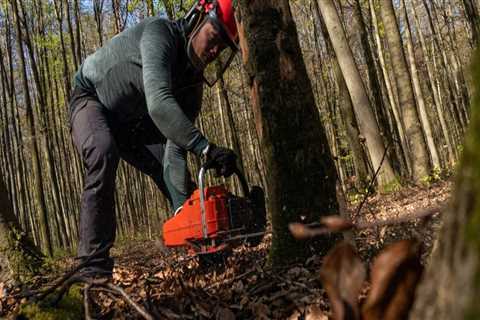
left=186, top=0, right=239, bottom=85
left=190, top=19, right=228, bottom=66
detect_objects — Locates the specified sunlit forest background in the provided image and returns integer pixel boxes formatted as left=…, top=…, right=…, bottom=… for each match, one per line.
left=0, top=0, right=475, bottom=256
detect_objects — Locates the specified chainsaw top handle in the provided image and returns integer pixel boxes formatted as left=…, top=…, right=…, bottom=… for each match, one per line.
left=199, top=162, right=249, bottom=196
left=198, top=162, right=249, bottom=240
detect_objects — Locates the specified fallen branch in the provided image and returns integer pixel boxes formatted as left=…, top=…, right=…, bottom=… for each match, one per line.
left=16, top=244, right=113, bottom=301
left=50, top=275, right=109, bottom=307
left=105, top=283, right=154, bottom=320
left=9, top=242, right=156, bottom=320
left=84, top=284, right=92, bottom=320
left=289, top=203, right=445, bottom=240
left=205, top=267, right=257, bottom=291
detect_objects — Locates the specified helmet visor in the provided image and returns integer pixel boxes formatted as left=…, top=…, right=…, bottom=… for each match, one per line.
left=202, top=45, right=236, bottom=87
left=202, top=15, right=238, bottom=86
left=187, top=15, right=238, bottom=86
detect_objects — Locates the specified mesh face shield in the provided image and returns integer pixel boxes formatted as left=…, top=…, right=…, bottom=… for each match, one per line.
left=187, top=15, right=238, bottom=87
left=202, top=44, right=236, bottom=86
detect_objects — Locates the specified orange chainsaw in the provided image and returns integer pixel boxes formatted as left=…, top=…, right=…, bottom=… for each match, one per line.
left=162, top=164, right=266, bottom=257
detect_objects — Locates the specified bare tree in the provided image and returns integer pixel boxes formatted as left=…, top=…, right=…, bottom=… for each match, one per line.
left=380, top=0, right=431, bottom=182
left=317, top=0, right=398, bottom=189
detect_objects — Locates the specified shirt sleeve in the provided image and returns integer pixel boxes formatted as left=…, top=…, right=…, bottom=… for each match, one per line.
left=140, top=19, right=208, bottom=156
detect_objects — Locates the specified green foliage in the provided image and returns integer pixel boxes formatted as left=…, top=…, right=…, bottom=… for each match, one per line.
left=127, top=0, right=142, bottom=13
left=51, top=246, right=76, bottom=260
left=419, top=166, right=442, bottom=186
left=378, top=177, right=401, bottom=194
left=33, top=33, right=61, bottom=51
left=346, top=176, right=400, bottom=204
left=457, top=144, right=464, bottom=154
left=18, top=285, right=83, bottom=320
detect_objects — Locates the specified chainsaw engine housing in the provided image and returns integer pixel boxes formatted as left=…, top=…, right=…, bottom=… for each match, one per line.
left=162, top=184, right=266, bottom=255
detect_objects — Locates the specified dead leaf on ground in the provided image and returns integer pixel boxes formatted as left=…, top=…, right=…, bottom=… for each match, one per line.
left=288, top=305, right=328, bottom=320
left=0, top=283, right=5, bottom=299
left=215, top=306, right=235, bottom=320
left=361, top=239, right=423, bottom=320
left=319, top=242, right=366, bottom=320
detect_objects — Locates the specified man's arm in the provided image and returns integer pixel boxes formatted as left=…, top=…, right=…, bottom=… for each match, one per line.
left=140, top=19, right=208, bottom=156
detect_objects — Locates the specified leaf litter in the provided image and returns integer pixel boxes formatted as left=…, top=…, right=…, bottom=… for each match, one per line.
left=0, top=181, right=451, bottom=319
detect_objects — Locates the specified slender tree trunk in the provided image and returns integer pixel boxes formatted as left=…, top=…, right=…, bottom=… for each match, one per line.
left=463, top=0, right=480, bottom=44
left=422, top=0, right=467, bottom=135
left=411, top=0, right=456, bottom=166
left=65, top=0, right=79, bottom=70
left=216, top=71, right=245, bottom=193
left=10, top=0, right=53, bottom=256
left=53, top=0, right=72, bottom=103
left=401, top=0, right=440, bottom=169
left=112, top=0, right=121, bottom=34
left=380, top=0, right=431, bottom=182
left=146, top=0, right=155, bottom=16
left=73, top=0, right=83, bottom=62
left=93, top=0, right=105, bottom=46
left=317, top=0, right=398, bottom=189
left=313, top=3, right=370, bottom=190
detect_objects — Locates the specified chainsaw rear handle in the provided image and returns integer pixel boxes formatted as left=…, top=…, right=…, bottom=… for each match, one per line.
left=198, top=163, right=249, bottom=239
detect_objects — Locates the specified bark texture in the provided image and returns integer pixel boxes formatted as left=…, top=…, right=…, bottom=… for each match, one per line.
left=236, top=0, right=339, bottom=265
left=411, top=50, right=480, bottom=319
left=0, top=176, right=43, bottom=283
left=317, top=0, right=398, bottom=189
left=380, top=0, right=431, bottom=182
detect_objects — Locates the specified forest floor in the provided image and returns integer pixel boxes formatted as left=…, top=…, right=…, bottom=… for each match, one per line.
left=1, top=180, right=451, bottom=319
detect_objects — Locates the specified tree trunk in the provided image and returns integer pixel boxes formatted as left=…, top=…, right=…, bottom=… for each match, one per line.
left=236, top=0, right=339, bottom=265
left=65, top=0, right=79, bottom=71
left=0, top=174, right=43, bottom=283
left=93, top=0, right=105, bottom=46
left=380, top=0, right=431, bottom=182
left=411, top=0, right=456, bottom=166
left=401, top=0, right=440, bottom=169
left=312, top=4, right=370, bottom=190
left=369, top=0, right=412, bottom=177
left=317, top=0, right=398, bottom=189
left=463, top=0, right=480, bottom=44
left=10, top=0, right=53, bottom=256
left=73, top=0, right=83, bottom=62
left=411, top=50, right=480, bottom=320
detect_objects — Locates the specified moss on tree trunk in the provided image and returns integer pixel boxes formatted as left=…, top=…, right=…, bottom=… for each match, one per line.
left=411, top=50, right=480, bottom=319
left=0, top=176, right=43, bottom=283
left=236, top=0, right=339, bottom=265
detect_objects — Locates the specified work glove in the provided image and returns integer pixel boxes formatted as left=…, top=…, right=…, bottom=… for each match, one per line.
left=204, top=144, right=237, bottom=177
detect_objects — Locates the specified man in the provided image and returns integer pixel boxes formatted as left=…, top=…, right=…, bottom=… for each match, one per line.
left=69, top=0, right=239, bottom=276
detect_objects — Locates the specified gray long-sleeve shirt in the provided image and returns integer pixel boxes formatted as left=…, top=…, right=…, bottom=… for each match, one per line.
left=74, top=17, right=208, bottom=156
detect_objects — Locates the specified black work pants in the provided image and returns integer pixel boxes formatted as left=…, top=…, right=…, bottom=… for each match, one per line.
left=69, top=86, right=193, bottom=271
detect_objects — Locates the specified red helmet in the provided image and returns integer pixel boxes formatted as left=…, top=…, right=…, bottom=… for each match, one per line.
left=184, top=0, right=239, bottom=85
left=200, top=0, right=238, bottom=45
